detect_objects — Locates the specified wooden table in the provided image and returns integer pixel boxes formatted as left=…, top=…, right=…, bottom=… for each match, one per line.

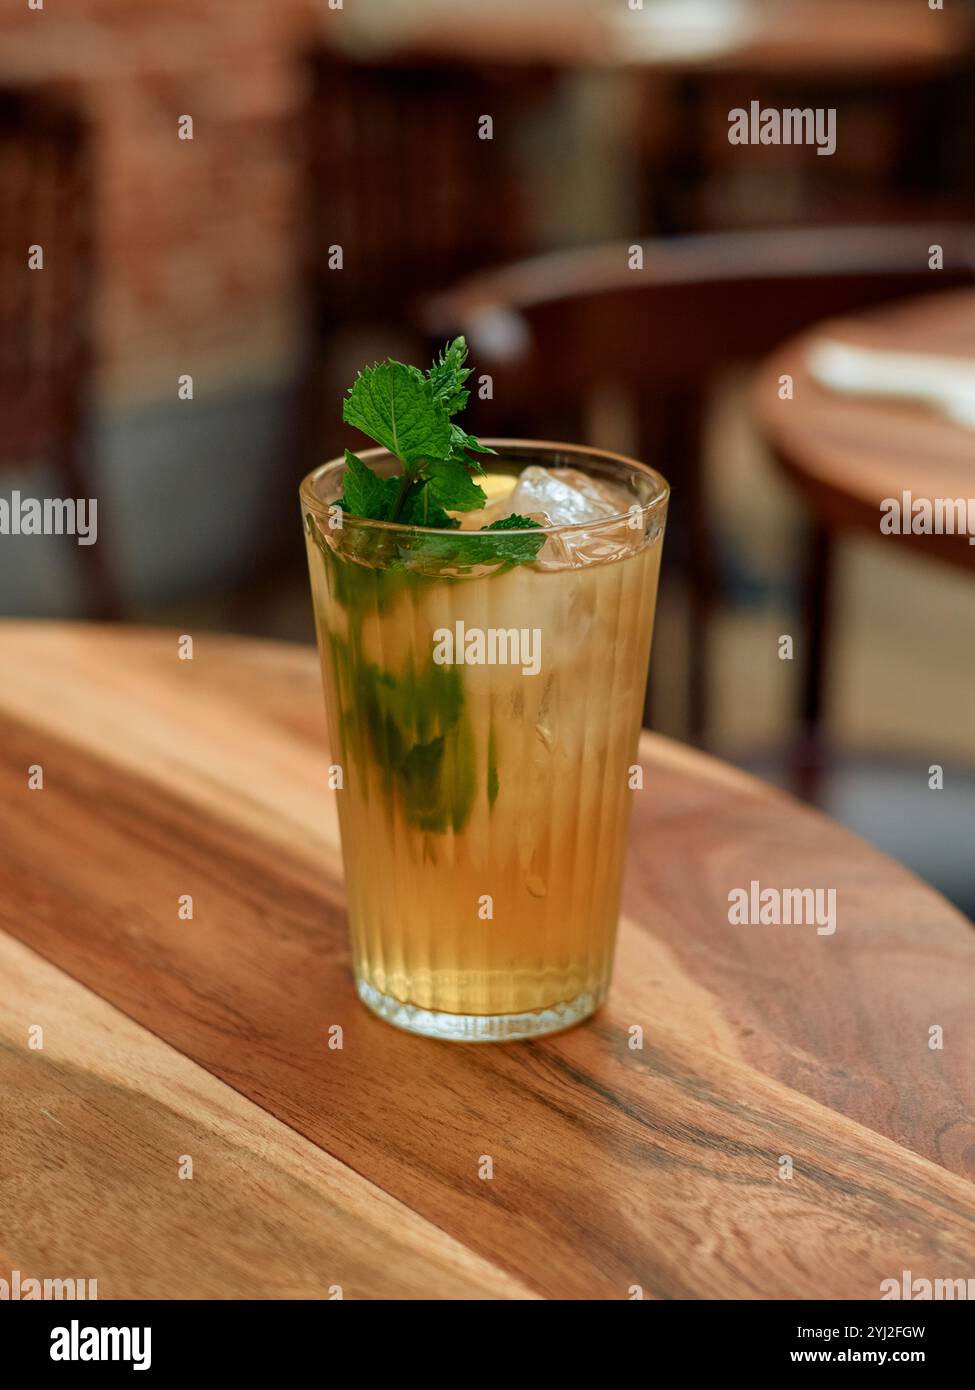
left=2, top=622, right=974, bottom=1300
left=754, top=288, right=975, bottom=572
left=332, top=0, right=972, bottom=77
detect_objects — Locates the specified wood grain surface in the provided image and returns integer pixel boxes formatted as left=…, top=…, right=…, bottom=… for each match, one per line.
left=754, top=288, right=975, bottom=571
left=1, top=622, right=973, bottom=1300
left=0, top=933, right=534, bottom=1300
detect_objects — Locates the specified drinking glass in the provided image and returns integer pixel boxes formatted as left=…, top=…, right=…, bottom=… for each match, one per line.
left=301, top=441, right=668, bottom=1041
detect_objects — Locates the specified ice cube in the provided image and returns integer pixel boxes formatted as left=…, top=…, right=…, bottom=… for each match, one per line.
left=506, top=467, right=642, bottom=569
left=456, top=464, right=647, bottom=568
left=498, top=466, right=626, bottom=526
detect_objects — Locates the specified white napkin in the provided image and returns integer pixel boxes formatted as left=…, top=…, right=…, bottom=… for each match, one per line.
left=807, top=338, right=975, bottom=431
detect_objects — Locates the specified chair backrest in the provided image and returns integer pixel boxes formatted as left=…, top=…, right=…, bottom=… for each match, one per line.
left=424, top=225, right=975, bottom=420
left=0, top=85, right=93, bottom=465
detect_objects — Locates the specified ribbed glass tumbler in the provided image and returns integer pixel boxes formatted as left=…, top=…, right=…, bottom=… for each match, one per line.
left=301, top=441, right=668, bottom=1041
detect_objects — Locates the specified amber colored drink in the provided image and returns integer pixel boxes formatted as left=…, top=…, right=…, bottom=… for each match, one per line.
left=301, top=441, right=668, bottom=1040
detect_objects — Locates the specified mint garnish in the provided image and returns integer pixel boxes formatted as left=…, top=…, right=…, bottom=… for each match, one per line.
left=411, top=513, right=551, bottom=570
left=340, top=448, right=399, bottom=520
left=422, top=458, right=487, bottom=514
left=307, top=339, right=552, bottom=833
left=428, top=335, right=475, bottom=416
left=328, top=631, right=477, bottom=833
left=339, top=337, right=544, bottom=565
left=344, top=360, right=452, bottom=469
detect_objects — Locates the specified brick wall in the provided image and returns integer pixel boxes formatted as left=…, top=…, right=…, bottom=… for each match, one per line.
left=1, top=0, right=326, bottom=400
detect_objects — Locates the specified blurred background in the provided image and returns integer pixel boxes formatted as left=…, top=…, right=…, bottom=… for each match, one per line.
left=2, top=0, right=974, bottom=913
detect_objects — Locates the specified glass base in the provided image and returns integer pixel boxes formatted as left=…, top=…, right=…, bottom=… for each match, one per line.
left=356, top=979, right=602, bottom=1042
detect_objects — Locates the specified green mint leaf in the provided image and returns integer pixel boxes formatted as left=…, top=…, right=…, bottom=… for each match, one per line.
left=447, top=423, right=495, bottom=475
left=398, top=486, right=459, bottom=529
left=341, top=448, right=396, bottom=520
left=421, top=458, right=487, bottom=513
left=399, top=737, right=450, bottom=832
left=411, top=513, right=545, bottom=571
left=426, top=338, right=498, bottom=475
left=336, top=340, right=533, bottom=575
left=451, top=424, right=494, bottom=453
left=328, top=633, right=476, bottom=833
left=428, top=337, right=472, bottom=416
left=343, top=360, right=452, bottom=466
left=480, top=513, right=547, bottom=565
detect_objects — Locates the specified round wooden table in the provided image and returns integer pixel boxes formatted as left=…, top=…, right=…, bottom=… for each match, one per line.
left=753, top=287, right=975, bottom=743
left=2, top=622, right=973, bottom=1299
left=754, top=287, right=975, bottom=573
left=337, top=0, right=972, bottom=76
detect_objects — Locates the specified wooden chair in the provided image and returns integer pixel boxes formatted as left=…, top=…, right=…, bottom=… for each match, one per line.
left=300, top=47, right=555, bottom=336
left=423, top=225, right=975, bottom=742
left=0, top=85, right=117, bottom=617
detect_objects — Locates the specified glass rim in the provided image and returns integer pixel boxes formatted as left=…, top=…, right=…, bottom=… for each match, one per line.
left=299, top=439, right=670, bottom=538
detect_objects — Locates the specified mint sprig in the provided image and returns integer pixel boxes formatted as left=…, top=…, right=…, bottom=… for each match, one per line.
left=340, top=448, right=400, bottom=520
left=339, top=338, right=543, bottom=564
left=428, top=336, right=473, bottom=416
left=411, top=513, right=551, bottom=570
left=344, top=360, right=451, bottom=468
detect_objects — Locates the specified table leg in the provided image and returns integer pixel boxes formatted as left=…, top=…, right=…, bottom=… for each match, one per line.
left=794, top=520, right=835, bottom=802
